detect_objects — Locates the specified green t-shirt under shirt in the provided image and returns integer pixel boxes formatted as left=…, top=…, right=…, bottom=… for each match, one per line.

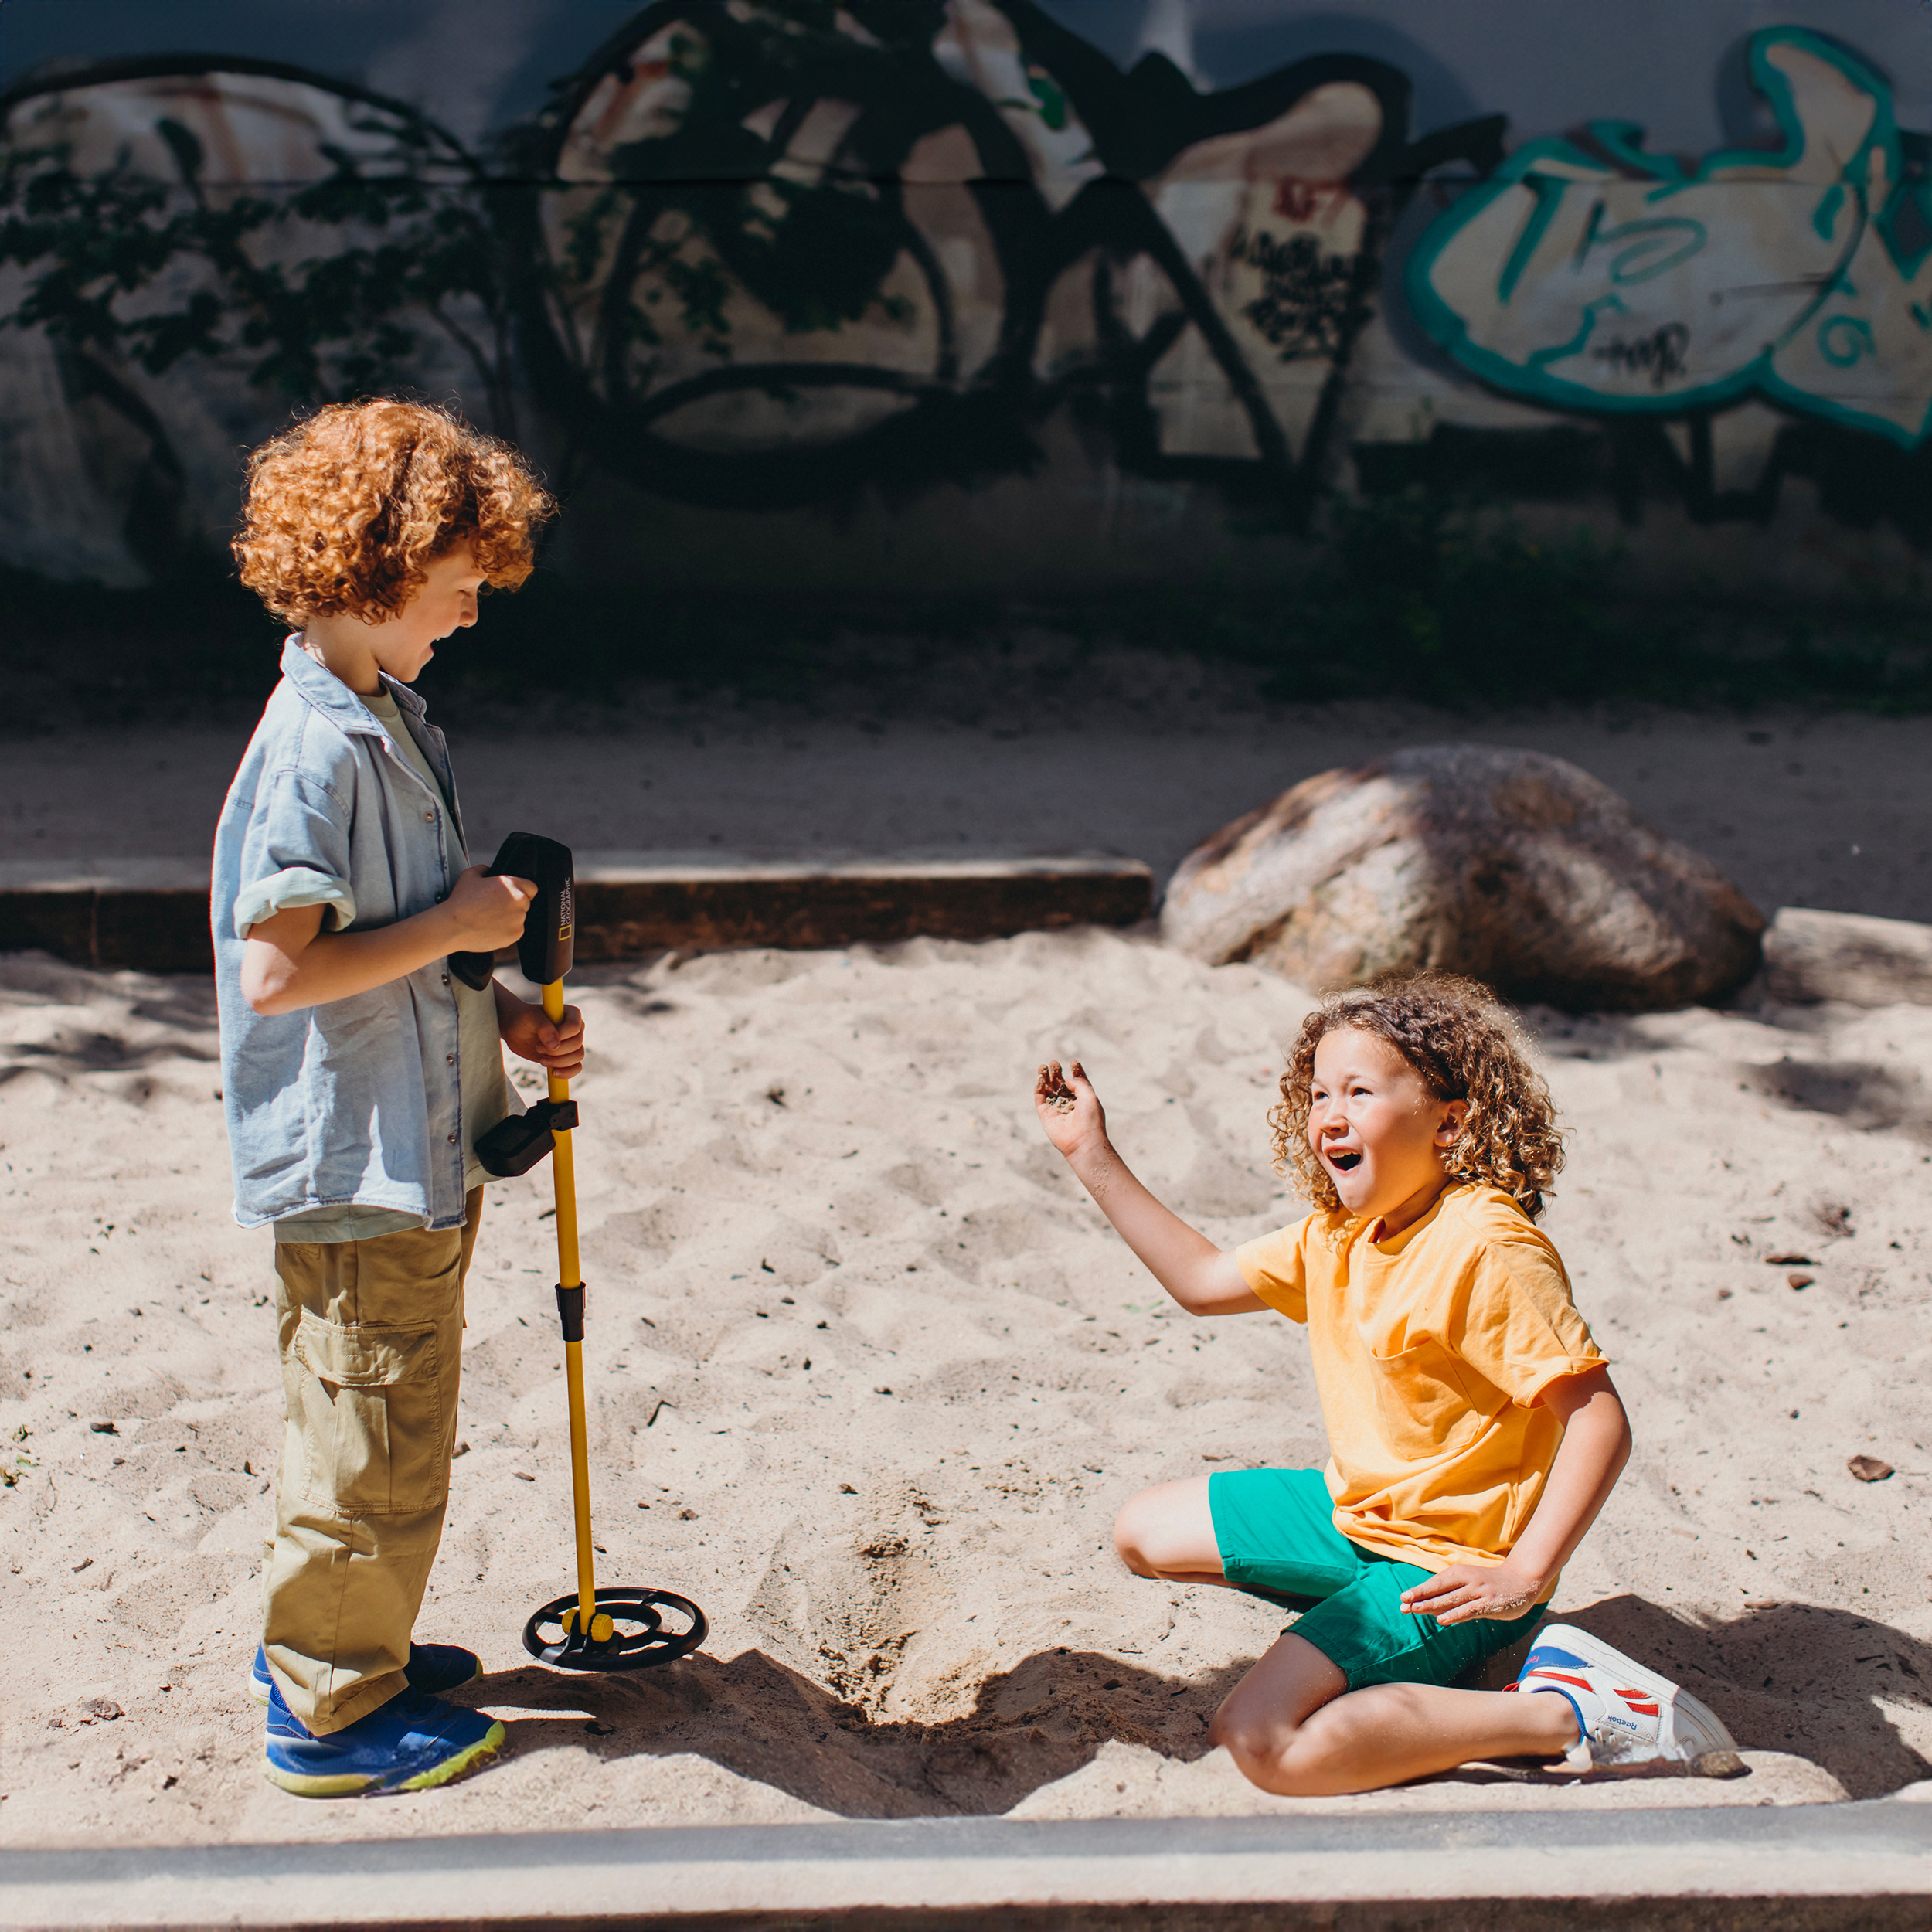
left=274, top=682, right=511, bottom=1243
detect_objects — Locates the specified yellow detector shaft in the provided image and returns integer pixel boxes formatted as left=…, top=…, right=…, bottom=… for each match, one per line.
left=542, top=977, right=611, bottom=1647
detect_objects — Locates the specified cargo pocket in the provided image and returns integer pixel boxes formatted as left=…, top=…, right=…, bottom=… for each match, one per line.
left=291, top=1309, right=444, bottom=1516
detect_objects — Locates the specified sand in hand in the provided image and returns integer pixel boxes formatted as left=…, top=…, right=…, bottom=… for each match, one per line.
left=1, top=929, right=1924, bottom=1842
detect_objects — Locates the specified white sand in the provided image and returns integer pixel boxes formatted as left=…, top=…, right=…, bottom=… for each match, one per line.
left=2, top=927, right=1927, bottom=1844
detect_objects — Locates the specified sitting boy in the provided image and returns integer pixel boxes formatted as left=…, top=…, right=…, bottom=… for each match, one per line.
left=1035, top=973, right=1735, bottom=1794
left=214, top=400, right=580, bottom=1796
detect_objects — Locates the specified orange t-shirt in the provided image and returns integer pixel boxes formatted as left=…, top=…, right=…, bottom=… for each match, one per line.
left=1234, top=1182, right=1604, bottom=1575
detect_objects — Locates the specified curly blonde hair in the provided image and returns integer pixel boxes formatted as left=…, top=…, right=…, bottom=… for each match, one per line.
left=232, top=400, right=555, bottom=624
left=1270, top=972, right=1565, bottom=1221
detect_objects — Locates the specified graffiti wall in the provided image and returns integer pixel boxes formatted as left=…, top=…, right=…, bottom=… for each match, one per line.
left=2, top=0, right=1929, bottom=596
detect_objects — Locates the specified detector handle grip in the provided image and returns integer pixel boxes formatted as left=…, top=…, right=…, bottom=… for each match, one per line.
left=448, top=832, right=576, bottom=991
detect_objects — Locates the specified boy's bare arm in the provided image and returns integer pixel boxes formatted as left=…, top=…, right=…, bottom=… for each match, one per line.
left=1399, top=1366, right=1631, bottom=1624
left=1035, top=1060, right=1264, bottom=1316
left=240, top=866, right=533, bottom=1015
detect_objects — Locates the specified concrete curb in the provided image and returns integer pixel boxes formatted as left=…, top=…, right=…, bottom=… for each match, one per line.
left=0, top=855, right=1154, bottom=974
left=2, top=1800, right=1928, bottom=1931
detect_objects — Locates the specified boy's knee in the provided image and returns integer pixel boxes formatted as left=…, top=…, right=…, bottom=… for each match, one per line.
left=1111, top=1493, right=1162, bottom=1577
left=1206, top=1701, right=1264, bottom=1761
left=1112, top=1521, right=1153, bottom=1579
left=1209, top=1697, right=1311, bottom=1788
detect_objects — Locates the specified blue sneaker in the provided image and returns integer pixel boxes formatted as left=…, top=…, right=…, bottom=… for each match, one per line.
left=263, top=1679, right=505, bottom=1797
left=248, top=1641, right=481, bottom=1706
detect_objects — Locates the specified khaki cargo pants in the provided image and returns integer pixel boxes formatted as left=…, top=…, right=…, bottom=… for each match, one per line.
left=261, top=1191, right=481, bottom=1735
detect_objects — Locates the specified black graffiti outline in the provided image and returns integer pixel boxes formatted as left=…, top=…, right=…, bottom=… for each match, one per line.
left=0, top=12, right=1505, bottom=523
left=67, top=13, right=1932, bottom=544
left=499, top=0, right=1506, bottom=520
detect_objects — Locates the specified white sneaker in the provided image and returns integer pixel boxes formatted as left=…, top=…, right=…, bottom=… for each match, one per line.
left=1514, top=1623, right=1740, bottom=1773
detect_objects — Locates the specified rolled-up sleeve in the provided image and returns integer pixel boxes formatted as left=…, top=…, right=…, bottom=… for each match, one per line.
left=231, top=770, right=357, bottom=938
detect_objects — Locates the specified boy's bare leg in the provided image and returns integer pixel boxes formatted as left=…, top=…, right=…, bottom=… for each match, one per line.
left=1117, top=1478, right=1577, bottom=1792
left=1210, top=1632, right=1579, bottom=1796
left=1114, top=1476, right=1238, bottom=1587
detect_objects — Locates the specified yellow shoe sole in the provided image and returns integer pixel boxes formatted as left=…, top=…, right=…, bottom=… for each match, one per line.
left=263, top=1720, right=505, bottom=1798
left=398, top=1720, right=505, bottom=1791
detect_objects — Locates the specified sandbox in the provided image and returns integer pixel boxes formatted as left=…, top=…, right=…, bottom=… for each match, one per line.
left=2, top=925, right=1927, bottom=1877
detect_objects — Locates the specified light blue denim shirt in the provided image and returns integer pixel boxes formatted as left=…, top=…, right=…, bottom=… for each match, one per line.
left=213, top=638, right=510, bottom=1232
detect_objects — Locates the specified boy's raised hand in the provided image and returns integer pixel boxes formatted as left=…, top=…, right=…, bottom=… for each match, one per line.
left=443, top=864, right=536, bottom=951
left=1035, top=1058, right=1105, bottom=1157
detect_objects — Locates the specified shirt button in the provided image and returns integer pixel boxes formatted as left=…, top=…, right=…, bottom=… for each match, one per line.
left=425, top=810, right=436, bottom=821
left=440, top=973, right=451, bottom=985
left=447, top=1132, right=459, bottom=1145
left=446, top=1053, right=455, bottom=1065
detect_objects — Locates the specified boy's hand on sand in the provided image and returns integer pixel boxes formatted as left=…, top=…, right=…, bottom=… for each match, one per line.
left=1399, top=1560, right=1546, bottom=1626
left=443, top=865, right=536, bottom=951
left=1035, top=1059, right=1106, bottom=1158
left=501, top=998, right=586, bottom=1079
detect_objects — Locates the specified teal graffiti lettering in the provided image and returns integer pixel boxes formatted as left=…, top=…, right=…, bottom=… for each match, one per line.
left=1877, top=180, right=1932, bottom=278
left=995, top=65, right=1069, bottom=131
left=1812, top=183, right=1846, bottom=241
left=1590, top=216, right=1708, bottom=287
left=1818, top=315, right=1875, bottom=366
left=1026, top=64, right=1068, bottom=131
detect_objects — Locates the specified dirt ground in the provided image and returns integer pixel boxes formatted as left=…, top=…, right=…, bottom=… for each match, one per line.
left=5, top=648, right=1931, bottom=922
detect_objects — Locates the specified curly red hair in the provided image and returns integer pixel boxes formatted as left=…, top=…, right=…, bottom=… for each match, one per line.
left=233, top=400, right=555, bottom=624
left=1270, top=972, right=1566, bottom=1221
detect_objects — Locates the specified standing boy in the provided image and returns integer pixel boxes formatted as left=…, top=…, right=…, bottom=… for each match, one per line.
left=214, top=400, right=580, bottom=1795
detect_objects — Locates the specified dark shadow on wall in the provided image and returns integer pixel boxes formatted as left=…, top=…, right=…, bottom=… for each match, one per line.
left=1352, top=416, right=1932, bottom=549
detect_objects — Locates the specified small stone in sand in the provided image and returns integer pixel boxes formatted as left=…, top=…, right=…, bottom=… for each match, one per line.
left=1848, top=1454, right=1894, bottom=1483
left=1765, top=1252, right=1812, bottom=1266
left=1788, top=1274, right=1814, bottom=1290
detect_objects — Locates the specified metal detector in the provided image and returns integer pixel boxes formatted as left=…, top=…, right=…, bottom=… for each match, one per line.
left=456, top=835, right=706, bottom=1673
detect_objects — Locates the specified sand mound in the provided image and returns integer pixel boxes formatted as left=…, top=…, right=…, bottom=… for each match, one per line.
left=1, top=932, right=1927, bottom=1844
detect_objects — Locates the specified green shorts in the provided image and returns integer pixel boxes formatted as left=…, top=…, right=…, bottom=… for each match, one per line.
left=1209, top=1468, right=1545, bottom=1691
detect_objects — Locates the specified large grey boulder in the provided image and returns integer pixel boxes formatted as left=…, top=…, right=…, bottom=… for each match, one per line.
left=1161, top=744, right=1764, bottom=1012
